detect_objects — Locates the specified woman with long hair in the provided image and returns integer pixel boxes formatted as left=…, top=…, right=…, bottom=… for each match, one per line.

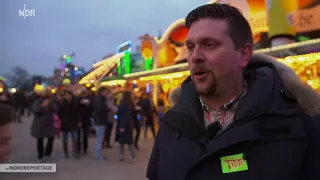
left=116, top=91, right=135, bottom=162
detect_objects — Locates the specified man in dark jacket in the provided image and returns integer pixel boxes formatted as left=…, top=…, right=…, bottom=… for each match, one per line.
left=139, top=92, right=156, bottom=139
left=13, top=90, right=28, bottom=123
left=58, top=90, right=79, bottom=159
left=147, top=3, right=320, bottom=180
left=93, top=87, right=109, bottom=160
left=77, top=90, right=93, bottom=155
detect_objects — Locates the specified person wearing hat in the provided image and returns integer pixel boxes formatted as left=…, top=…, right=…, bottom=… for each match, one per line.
left=0, top=103, right=13, bottom=162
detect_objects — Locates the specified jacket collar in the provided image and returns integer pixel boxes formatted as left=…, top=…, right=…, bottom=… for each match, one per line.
left=164, top=54, right=319, bottom=140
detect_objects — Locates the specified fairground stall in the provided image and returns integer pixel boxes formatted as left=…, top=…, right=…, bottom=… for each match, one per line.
left=80, top=0, right=320, bottom=107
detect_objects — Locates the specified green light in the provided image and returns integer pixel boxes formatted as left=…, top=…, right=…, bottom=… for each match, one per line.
left=145, top=57, right=153, bottom=70
left=299, top=36, right=310, bottom=42
left=124, top=51, right=131, bottom=74
left=66, top=56, right=72, bottom=63
left=117, top=58, right=122, bottom=75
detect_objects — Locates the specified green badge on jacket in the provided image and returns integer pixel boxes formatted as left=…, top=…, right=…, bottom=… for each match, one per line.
left=220, top=153, right=248, bottom=174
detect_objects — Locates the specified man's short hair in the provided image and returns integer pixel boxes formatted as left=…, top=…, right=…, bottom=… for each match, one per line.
left=0, top=103, right=12, bottom=126
left=185, top=3, right=253, bottom=49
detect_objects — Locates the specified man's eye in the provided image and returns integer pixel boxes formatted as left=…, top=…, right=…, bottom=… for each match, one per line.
left=186, top=45, right=194, bottom=51
left=204, top=43, right=215, bottom=48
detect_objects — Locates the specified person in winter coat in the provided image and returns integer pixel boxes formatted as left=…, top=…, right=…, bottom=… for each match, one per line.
left=30, top=90, right=56, bottom=163
left=58, top=90, right=79, bottom=159
left=0, top=103, right=13, bottom=163
left=93, top=87, right=110, bottom=160
left=147, top=4, right=320, bottom=180
left=77, top=90, right=93, bottom=155
left=139, top=93, right=156, bottom=139
left=103, top=91, right=117, bottom=149
left=13, top=90, right=28, bottom=123
left=116, top=91, right=135, bottom=162
left=132, top=100, right=141, bottom=150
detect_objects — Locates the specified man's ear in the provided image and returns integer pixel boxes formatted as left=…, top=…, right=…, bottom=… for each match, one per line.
left=239, top=43, right=253, bottom=69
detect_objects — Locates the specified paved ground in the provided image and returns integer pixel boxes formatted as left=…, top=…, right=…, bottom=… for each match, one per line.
left=1, top=115, right=155, bottom=180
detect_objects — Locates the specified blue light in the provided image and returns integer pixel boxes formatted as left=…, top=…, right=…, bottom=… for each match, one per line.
left=114, top=115, right=118, bottom=120
left=146, top=83, right=150, bottom=93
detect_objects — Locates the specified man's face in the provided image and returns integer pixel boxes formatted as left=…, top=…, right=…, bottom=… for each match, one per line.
left=186, top=18, right=250, bottom=96
left=0, top=123, right=11, bottom=163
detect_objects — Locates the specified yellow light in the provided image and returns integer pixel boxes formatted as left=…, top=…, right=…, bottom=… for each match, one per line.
left=11, top=88, right=16, bottom=93
left=100, top=80, right=126, bottom=86
left=142, top=48, right=153, bottom=59
left=307, top=80, right=313, bottom=86
left=162, top=83, right=170, bottom=93
left=92, top=53, right=125, bottom=68
left=255, top=38, right=320, bottom=53
left=51, top=89, right=56, bottom=94
left=79, top=58, right=119, bottom=84
left=125, top=51, right=320, bottom=81
left=85, top=83, right=91, bottom=88
left=62, top=79, right=71, bottom=85
left=74, top=67, right=78, bottom=71
left=280, top=52, right=320, bottom=65
left=90, top=80, right=95, bottom=83
left=133, top=80, right=137, bottom=84
left=134, top=87, right=140, bottom=92
left=0, top=87, right=3, bottom=93
left=139, top=71, right=190, bottom=81
left=91, top=87, right=97, bottom=91
left=124, top=63, right=188, bottom=79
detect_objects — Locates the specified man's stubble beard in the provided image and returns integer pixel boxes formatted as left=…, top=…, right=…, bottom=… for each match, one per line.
left=194, top=72, right=217, bottom=97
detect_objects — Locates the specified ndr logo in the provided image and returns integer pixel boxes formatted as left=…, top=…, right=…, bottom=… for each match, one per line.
left=19, top=4, right=35, bottom=19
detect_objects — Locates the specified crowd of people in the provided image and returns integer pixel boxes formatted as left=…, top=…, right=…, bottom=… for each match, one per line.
left=0, top=84, right=181, bottom=164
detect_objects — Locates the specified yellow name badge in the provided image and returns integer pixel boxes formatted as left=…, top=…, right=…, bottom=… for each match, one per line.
left=220, top=153, right=248, bottom=174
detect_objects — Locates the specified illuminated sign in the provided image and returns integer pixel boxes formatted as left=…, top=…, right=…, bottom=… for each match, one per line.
left=117, top=41, right=132, bottom=54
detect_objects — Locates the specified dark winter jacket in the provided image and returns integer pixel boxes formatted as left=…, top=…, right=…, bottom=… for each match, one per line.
left=116, top=102, right=134, bottom=144
left=77, top=96, right=93, bottom=125
left=31, top=98, right=57, bottom=138
left=139, top=98, right=154, bottom=120
left=147, top=54, right=320, bottom=180
left=58, top=99, right=78, bottom=132
left=13, top=92, right=28, bottom=108
left=93, top=95, right=109, bottom=126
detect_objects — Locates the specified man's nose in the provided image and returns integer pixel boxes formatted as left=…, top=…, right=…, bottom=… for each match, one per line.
left=189, top=46, right=205, bottom=64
